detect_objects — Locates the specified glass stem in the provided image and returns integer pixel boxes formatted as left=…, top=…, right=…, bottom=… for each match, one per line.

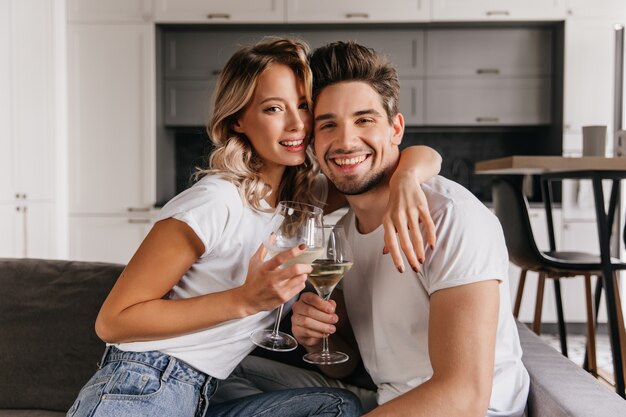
left=271, top=303, right=284, bottom=336
left=322, top=334, right=330, bottom=355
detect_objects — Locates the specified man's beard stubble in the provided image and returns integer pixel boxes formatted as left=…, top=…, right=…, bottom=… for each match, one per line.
left=326, top=167, right=388, bottom=196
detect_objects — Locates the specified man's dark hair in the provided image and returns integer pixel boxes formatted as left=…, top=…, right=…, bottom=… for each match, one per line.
left=310, top=41, right=400, bottom=123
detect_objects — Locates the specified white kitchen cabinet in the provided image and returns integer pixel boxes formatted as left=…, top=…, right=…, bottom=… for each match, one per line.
left=432, top=0, right=566, bottom=21
left=154, top=0, right=285, bottom=23
left=69, top=215, right=154, bottom=264
left=287, top=0, right=429, bottom=23
left=68, top=23, right=156, bottom=214
left=566, top=0, right=626, bottom=19
left=425, top=78, right=551, bottom=125
left=563, top=18, right=623, bottom=145
left=0, top=0, right=64, bottom=259
left=67, top=0, right=153, bottom=23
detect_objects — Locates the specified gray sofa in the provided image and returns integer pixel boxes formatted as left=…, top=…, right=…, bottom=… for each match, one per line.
left=1, top=258, right=625, bottom=416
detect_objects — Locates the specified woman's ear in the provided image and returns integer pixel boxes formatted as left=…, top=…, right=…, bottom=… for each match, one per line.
left=231, top=120, right=244, bottom=133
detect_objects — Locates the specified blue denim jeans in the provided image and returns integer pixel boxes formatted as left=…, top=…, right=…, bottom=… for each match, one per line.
left=67, top=347, right=362, bottom=417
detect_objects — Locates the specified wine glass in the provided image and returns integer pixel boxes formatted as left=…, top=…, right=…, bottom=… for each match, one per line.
left=250, top=201, right=325, bottom=352
left=303, top=224, right=354, bottom=365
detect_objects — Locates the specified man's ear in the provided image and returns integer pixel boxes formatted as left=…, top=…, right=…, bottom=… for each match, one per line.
left=390, top=113, right=405, bottom=146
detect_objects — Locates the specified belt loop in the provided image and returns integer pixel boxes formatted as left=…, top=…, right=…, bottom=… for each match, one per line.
left=97, top=345, right=111, bottom=369
left=161, top=356, right=177, bottom=382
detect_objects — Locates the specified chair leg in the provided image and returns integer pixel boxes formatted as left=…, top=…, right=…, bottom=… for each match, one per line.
left=584, top=274, right=597, bottom=376
left=533, top=272, right=546, bottom=335
left=554, top=278, right=568, bottom=357
left=613, top=272, right=626, bottom=384
left=513, top=269, right=527, bottom=318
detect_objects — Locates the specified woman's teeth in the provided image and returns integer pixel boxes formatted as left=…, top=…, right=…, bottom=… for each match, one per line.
left=280, top=139, right=303, bottom=147
left=333, top=155, right=367, bottom=166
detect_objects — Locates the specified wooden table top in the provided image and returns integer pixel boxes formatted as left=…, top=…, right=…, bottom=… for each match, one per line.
left=475, top=156, right=626, bottom=175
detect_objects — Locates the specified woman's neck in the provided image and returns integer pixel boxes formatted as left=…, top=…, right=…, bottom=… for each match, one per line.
left=260, top=164, right=286, bottom=208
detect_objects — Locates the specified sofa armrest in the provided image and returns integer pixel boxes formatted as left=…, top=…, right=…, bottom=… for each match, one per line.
left=517, top=321, right=626, bottom=417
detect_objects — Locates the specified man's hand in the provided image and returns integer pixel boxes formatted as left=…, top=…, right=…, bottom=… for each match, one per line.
left=291, top=292, right=339, bottom=349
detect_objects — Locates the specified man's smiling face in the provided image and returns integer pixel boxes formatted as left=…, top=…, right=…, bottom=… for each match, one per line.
left=313, top=81, right=404, bottom=195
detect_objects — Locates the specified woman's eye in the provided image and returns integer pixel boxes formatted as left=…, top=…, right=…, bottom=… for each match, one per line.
left=264, top=106, right=282, bottom=113
left=299, top=102, right=309, bottom=111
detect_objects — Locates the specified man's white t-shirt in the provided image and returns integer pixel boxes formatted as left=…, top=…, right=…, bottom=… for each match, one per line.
left=116, top=175, right=327, bottom=380
left=341, top=175, right=529, bottom=417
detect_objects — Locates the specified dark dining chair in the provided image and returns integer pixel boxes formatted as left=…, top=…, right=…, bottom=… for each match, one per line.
left=492, top=178, right=626, bottom=376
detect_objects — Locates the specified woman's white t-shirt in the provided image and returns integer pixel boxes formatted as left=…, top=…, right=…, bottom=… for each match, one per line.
left=115, top=174, right=327, bottom=379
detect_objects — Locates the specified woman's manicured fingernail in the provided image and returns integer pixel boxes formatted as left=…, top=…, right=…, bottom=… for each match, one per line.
left=412, top=266, right=419, bottom=273
left=397, top=265, right=404, bottom=273
left=298, top=243, right=306, bottom=250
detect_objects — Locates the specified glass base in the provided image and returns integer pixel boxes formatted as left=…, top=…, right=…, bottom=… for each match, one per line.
left=250, top=329, right=298, bottom=352
left=302, top=350, right=349, bottom=365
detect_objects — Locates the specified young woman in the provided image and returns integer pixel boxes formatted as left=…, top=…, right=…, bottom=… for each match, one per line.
left=67, top=38, right=441, bottom=417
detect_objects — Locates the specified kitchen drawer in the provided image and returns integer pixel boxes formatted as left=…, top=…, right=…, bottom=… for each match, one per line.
left=155, top=0, right=285, bottom=23
left=426, top=28, right=552, bottom=77
left=286, top=0, right=429, bottom=23
left=431, top=0, right=566, bottom=21
left=164, top=80, right=214, bottom=127
left=399, top=78, right=425, bottom=125
left=425, top=78, right=551, bottom=125
left=295, top=29, right=425, bottom=78
left=164, top=30, right=265, bottom=78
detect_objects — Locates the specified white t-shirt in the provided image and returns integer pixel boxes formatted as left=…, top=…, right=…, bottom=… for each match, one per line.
left=116, top=175, right=328, bottom=380
left=341, top=175, right=529, bottom=417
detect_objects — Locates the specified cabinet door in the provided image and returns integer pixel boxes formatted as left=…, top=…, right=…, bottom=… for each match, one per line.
left=432, top=0, right=566, bottom=21
left=425, top=78, right=552, bottom=125
left=0, top=0, right=14, bottom=203
left=0, top=204, right=22, bottom=258
left=69, top=216, right=154, bottom=264
left=566, top=0, right=626, bottom=18
left=155, top=0, right=285, bottom=23
left=295, top=30, right=425, bottom=78
left=563, top=19, right=618, bottom=138
left=287, top=0, right=429, bottom=23
left=164, top=80, right=214, bottom=127
left=68, top=0, right=153, bottom=23
left=68, top=24, right=155, bottom=214
left=426, top=28, right=552, bottom=77
left=399, top=79, right=425, bottom=126
left=12, top=0, right=55, bottom=201
left=24, top=202, right=56, bottom=259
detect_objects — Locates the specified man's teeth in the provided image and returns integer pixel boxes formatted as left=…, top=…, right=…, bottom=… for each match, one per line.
left=281, top=140, right=303, bottom=147
left=333, top=155, right=367, bottom=166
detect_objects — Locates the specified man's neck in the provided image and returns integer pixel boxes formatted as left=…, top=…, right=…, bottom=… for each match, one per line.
left=346, top=183, right=390, bottom=235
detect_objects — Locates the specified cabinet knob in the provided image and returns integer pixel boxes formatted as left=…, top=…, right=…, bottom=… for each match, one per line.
left=15, top=193, right=20, bottom=199
left=207, top=13, right=230, bottom=19
left=345, top=12, right=369, bottom=19
left=16, top=206, right=21, bottom=212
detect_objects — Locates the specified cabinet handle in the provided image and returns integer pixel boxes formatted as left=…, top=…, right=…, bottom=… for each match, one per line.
left=476, top=117, right=499, bottom=123
left=128, top=219, right=151, bottom=224
left=345, top=12, right=369, bottom=19
left=127, top=207, right=151, bottom=212
left=486, top=10, right=510, bottom=16
left=477, top=68, right=500, bottom=75
left=207, top=13, right=230, bottom=19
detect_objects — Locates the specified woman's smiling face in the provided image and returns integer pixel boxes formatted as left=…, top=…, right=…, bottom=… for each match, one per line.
left=233, top=63, right=311, bottom=171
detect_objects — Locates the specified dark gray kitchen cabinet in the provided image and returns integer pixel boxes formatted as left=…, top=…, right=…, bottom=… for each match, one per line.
left=164, top=79, right=214, bottom=126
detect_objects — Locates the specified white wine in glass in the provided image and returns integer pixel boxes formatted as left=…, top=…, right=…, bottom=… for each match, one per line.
left=250, top=201, right=324, bottom=352
left=303, top=224, right=353, bottom=365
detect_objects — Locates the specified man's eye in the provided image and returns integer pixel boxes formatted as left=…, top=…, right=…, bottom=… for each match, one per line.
left=317, top=123, right=335, bottom=130
left=357, top=118, right=374, bottom=124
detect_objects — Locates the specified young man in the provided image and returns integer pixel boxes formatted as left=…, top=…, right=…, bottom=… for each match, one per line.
left=289, top=41, right=529, bottom=417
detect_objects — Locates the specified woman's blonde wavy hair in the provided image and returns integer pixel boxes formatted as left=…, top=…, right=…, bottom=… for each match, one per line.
left=195, top=37, right=321, bottom=212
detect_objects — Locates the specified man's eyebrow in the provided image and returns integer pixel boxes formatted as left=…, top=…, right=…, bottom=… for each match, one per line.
left=354, top=109, right=383, bottom=117
left=314, top=113, right=335, bottom=122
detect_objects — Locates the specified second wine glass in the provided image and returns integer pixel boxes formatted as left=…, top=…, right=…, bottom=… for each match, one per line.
left=303, top=224, right=353, bottom=365
left=250, top=201, right=324, bottom=352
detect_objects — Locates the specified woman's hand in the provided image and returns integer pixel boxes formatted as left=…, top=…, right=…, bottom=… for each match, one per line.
left=291, top=292, right=338, bottom=349
left=385, top=172, right=437, bottom=273
left=238, top=244, right=312, bottom=315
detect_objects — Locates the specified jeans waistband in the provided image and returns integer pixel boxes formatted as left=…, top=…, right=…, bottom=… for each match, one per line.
left=101, top=346, right=211, bottom=387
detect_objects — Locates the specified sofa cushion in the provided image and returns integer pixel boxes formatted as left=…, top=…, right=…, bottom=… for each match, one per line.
left=0, top=258, right=123, bottom=412
left=517, top=321, right=626, bottom=417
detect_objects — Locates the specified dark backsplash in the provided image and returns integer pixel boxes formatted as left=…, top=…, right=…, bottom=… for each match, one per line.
left=173, top=125, right=560, bottom=203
